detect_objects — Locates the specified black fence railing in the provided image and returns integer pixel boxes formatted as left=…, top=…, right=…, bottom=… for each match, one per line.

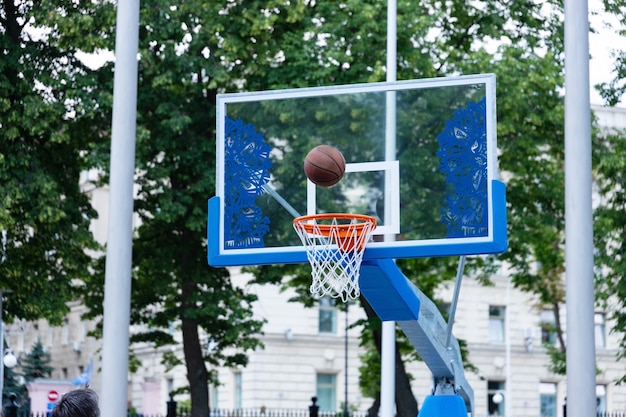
left=11, top=408, right=368, bottom=417
left=473, top=414, right=626, bottom=417
left=162, top=408, right=370, bottom=417
left=156, top=409, right=626, bottom=417
left=10, top=408, right=626, bottom=417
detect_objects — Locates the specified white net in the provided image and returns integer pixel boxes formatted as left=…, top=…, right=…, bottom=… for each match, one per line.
left=293, top=214, right=377, bottom=302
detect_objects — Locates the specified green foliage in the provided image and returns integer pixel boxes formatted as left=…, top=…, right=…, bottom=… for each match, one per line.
left=358, top=343, right=382, bottom=399
left=1, top=0, right=111, bottom=325
left=162, top=350, right=185, bottom=374
left=578, top=3, right=626, bottom=376
left=228, top=0, right=622, bottom=400
left=21, top=340, right=54, bottom=381
left=462, top=30, right=571, bottom=373
left=595, top=0, right=626, bottom=106
left=544, top=343, right=567, bottom=375
left=176, top=398, right=192, bottom=409
left=593, top=126, right=626, bottom=380
left=2, top=362, right=29, bottom=412
left=337, top=402, right=360, bottom=417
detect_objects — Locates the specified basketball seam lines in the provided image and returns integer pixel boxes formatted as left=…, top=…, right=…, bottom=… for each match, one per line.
left=314, top=148, right=345, bottom=174
left=304, top=161, right=341, bottom=177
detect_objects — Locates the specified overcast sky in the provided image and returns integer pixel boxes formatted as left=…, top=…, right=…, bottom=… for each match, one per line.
left=589, top=0, right=625, bottom=106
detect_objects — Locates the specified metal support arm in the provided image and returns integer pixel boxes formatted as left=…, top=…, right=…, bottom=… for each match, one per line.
left=360, top=259, right=474, bottom=416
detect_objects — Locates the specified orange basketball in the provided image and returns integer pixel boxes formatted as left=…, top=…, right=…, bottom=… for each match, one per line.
left=303, top=145, right=346, bottom=187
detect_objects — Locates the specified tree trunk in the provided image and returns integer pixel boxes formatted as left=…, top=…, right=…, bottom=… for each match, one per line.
left=553, top=301, right=567, bottom=353
left=367, top=394, right=381, bottom=417
left=394, top=346, right=418, bottom=417
left=181, top=278, right=210, bottom=417
left=361, top=297, right=419, bottom=417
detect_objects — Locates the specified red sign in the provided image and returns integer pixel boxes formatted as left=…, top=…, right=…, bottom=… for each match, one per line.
left=48, top=390, right=59, bottom=402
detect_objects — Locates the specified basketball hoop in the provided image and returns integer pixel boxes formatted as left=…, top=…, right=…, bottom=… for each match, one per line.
left=293, top=214, right=377, bottom=302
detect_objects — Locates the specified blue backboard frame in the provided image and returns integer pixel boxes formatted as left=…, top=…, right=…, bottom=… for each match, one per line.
left=208, top=74, right=507, bottom=267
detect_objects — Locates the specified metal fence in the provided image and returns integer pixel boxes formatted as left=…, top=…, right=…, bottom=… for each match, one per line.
left=166, top=409, right=370, bottom=417
left=10, top=409, right=368, bottom=417
left=161, top=409, right=626, bottom=417
left=10, top=409, right=626, bottom=417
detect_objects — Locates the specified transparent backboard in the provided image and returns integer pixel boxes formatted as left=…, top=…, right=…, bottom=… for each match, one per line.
left=208, top=74, right=507, bottom=267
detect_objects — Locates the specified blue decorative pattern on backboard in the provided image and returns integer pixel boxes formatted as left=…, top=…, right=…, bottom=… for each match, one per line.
left=436, top=98, right=488, bottom=238
left=224, top=117, right=272, bottom=248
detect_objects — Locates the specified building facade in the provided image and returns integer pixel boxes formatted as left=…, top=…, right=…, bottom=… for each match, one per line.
left=4, top=106, right=626, bottom=417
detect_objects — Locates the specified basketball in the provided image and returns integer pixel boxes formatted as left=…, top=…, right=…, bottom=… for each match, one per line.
left=303, top=145, right=346, bottom=187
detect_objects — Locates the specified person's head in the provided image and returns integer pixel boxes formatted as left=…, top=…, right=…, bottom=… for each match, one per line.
left=52, top=389, right=100, bottom=417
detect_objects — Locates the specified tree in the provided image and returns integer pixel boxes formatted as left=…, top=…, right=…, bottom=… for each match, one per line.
left=2, top=364, right=29, bottom=414
left=592, top=0, right=626, bottom=384
left=0, top=0, right=112, bottom=326
left=81, top=1, right=444, bottom=414
left=593, top=125, right=626, bottom=383
left=596, top=0, right=626, bottom=106
left=21, top=340, right=54, bottom=381
left=243, top=0, right=626, bottom=405
left=81, top=3, right=282, bottom=416
left=450, top=0, right=626, bottom=380
left=480, top=46, right=570, bottom=372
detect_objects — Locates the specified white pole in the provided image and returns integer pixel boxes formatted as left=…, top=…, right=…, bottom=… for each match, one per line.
left=386, top=0, right=397, bottom=84
left=564, top=1, right=596, bottom=417
left=380, top=2, right=397, bottom=417
left=0, top=291, right=4, bottom=403
left=100, top=0, right=140, bottom=416
left=505, top=279, right=511, bottom=417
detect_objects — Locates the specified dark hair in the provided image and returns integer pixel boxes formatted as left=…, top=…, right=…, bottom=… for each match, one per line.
left=52, top=389, right=100, bottom=417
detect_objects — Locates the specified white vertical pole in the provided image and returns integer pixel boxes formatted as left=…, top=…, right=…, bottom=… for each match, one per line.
left=381, top=2, right=397, bottom=417
left=564, top=1, right=596, bottom=417
left=380, top=322, right=395, bottom=417
left=0, top=291, right=5, bottom=402
left=505, top=279, right=511, bottom=417
left=100, top=0, right=140, bottom=416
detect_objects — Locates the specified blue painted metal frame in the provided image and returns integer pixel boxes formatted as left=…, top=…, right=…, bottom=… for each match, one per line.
left=208, top=179, right=506, bottom=267
left=419, top=395, right=468, bottom=417
left=359, top=259, right=421, bottom=321
left=359, top=259, right=474, bottom=415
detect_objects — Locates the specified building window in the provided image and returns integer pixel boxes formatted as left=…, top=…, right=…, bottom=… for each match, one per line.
left=540, top=382, right=557, bottom=417
left=234, top=371, right=242, bottom=409
left=316, top=373, right=337, bottom=412
left=540, top=310, right=557, bottom=345
left=47, top=327, right=54, bottom=348
left=62, top=318, right=70, bottom=345
left=80, top=321, right=87, bottom=342
left=487, top=380, right=505, bottom=416
left=319, top=297, right=337, bottom=334
left=596, top=385, right=607, bottom=413
left=595, top=313, right=606, bottom=348
left=210, top=384, right=219, bottom=410
left=489, top=306, right=505, bottom=343
left=17, top=329, right=24, bottom=352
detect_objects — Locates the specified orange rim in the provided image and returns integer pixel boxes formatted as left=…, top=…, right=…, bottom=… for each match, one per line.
left=294, top=213, right=376, bottom=252
left=293, top=213, right=377, bottom=237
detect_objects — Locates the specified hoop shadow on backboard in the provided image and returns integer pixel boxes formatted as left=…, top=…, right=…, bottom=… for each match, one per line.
left=208, top=74, right=506, bottom=267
